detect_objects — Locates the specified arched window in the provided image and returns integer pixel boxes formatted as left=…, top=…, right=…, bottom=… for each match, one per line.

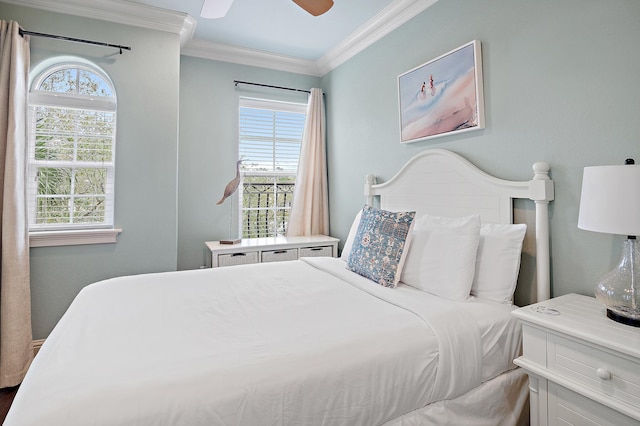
left=27, top=62, right=116, bottom=234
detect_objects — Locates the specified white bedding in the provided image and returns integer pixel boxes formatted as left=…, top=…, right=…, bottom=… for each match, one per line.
left=5, top=257, right=521, bottom=426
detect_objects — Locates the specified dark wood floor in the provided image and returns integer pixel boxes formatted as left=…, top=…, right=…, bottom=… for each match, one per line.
left=0, top=386, right=18, bottom=423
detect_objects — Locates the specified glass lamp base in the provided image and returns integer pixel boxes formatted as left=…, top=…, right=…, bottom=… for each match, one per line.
left=606, top=309, right=640, bottom=327
left=595, top=238, right=640, bottom=328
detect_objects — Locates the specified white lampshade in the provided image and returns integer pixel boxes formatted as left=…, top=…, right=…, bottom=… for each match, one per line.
left=578, top=165, right=640, bottom=236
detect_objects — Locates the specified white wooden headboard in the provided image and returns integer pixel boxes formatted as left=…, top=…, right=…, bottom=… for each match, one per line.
left=364, top=149, right=554, bottom=303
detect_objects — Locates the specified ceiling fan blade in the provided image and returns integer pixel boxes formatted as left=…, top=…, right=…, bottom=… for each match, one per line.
left=201, top=0, right=235, bottom=19
left=292, top=0, right=334, bottom=16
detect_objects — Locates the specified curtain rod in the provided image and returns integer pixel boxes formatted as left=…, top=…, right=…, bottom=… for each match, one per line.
left=18, top=29, right=131, bottom=54
left=234, top=80, right=312, bottom=94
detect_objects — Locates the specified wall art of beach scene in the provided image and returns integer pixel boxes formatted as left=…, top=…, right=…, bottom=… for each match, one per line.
left=398, top=41, right=484, bottom=143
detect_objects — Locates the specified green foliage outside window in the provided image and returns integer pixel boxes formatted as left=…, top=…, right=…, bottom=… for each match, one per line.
left=241, top=175, right=295, bottom=238
left=39, top=67, right=113, bottom=97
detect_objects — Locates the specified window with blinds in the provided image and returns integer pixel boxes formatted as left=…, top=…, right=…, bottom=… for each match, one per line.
left=27, top=63, right=116, bottom=231
left=238, top=98, right=306, bottom=238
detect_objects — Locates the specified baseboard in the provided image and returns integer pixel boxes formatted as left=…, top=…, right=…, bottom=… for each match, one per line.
left=32, top=339, right=45, bottom=357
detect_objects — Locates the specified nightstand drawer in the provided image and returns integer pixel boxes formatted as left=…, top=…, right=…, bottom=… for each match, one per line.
left=299, top=245, right=333, bottom=257
left=261, top=248, right=297, bottom=263
left=549, top=382, right=639, bottom=426
left=218, top=251, right=259, bottom=267
left=548, top=333, right=640, bottom=409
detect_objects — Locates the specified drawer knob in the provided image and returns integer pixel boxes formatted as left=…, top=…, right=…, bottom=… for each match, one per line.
left=596, top=368, right=611, bottom=380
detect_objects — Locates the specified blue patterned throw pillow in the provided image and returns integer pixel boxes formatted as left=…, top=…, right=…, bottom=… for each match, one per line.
left=347, top=205, right=416, bottom=288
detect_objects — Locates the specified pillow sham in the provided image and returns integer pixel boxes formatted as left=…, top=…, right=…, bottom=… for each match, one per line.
left=400, top=213, right=481, bottom=301
left=346, top=205, right=415, bottom=288
left=340, top=209, right=362, bottom=261
left=471, top=223, right=527, bottom=304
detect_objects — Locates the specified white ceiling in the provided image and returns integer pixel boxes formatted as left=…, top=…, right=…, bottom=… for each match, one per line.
left=128, top=0, right=395, bottom=60
left=4, top=0, right=438, bottom=76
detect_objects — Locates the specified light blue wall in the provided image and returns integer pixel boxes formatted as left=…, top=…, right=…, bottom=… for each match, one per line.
left=1, top=4, right=181, bottom=338
left=322, top=0, right=640, bottom=302
left=177, top=57, right=320, bottom=270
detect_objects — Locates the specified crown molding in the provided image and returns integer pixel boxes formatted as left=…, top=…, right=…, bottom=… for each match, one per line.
left=180, top=0, right=438, bottom=76
left=1, top=0, right=197, bottom=46
left=3, top=0, right=437, bottom=75
left=315, top=0, right=439, bottom=75
left=177, top=15, right=198, bottom=47
left=181, top=39, right=322, bottom=76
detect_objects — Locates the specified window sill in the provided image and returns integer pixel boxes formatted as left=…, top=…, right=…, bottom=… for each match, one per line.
left=29, top=228, right=123, bottom=248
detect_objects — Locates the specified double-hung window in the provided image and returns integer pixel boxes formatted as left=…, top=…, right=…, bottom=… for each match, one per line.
left=238, top=98, right=306, bottom=238
left=27, top=63, right=117, bottom=238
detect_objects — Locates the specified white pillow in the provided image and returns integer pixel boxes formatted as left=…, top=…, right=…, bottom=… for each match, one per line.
left=400, top=214, right=481, bottom=301
left=340, top=209, right=362, bottom=261
left=471, top=223, right=527, bottom=304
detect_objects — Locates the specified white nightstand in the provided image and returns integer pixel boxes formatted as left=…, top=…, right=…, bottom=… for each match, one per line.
left=512, top=293, right=640, bottom=425
left=205, top=235, right=339, bottom=268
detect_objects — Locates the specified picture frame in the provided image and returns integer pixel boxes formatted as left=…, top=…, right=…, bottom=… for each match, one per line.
left=398, top=40, right=484, bottom=144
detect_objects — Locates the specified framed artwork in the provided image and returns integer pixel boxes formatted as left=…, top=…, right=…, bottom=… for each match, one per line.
left=398, top=40, right=484, bottom=144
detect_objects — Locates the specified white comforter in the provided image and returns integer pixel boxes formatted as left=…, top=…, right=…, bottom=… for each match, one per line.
left=5, top=258, right=520, bottom=426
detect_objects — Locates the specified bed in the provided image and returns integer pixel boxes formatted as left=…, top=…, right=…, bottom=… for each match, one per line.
left=5, top=149, right=554, bottom=425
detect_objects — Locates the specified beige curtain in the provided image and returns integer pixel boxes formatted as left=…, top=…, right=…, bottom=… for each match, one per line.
left=287, top=88, right=329, bottom=236
left=0, top=20, right=33, bottom=388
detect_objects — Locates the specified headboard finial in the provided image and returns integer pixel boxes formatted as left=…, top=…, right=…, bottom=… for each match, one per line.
left=529, top=162, right=554, bottom=203
left=532, top=161, right=551, bottom=180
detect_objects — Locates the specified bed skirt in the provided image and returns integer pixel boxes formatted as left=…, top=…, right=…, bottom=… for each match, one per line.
left=384, top=367, right=529, bottom=426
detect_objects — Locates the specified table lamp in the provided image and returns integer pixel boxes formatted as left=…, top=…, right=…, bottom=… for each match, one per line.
left=577, top=159, right=640, bottom=327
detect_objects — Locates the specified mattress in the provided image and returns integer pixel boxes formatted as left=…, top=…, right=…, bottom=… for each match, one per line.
left=5, top=257, right=522, bottom=426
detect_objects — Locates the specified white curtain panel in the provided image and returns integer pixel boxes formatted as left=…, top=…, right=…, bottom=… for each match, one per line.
left=287, top=88, right=329, bottom=236
left=0, top=20, right=33, bottom=388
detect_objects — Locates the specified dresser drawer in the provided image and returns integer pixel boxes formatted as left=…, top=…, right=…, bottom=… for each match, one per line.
left=548, top=382, right=639, bottom=426
left=548, top=333, right=640, bottom=409
left=299, top=245, right=333, bottom=258
left=218, top=251, right=259, bottom=267
left=261, top=248, right=297, bottom=263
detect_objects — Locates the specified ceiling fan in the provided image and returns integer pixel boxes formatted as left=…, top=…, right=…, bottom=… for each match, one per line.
left=200, top=0, right=334, bottom=19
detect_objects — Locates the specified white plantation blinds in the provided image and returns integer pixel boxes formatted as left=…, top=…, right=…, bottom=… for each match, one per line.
left=239, top=98, right=306, bottom=174
left=238, top=97, right=306, bottom=238
left=27, top=64, right=116, bottom=231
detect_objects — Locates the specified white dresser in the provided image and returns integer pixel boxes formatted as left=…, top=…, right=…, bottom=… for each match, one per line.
left=513, top=293, right=640, bottom=425
left=205, top=235, right=339, bottom=268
